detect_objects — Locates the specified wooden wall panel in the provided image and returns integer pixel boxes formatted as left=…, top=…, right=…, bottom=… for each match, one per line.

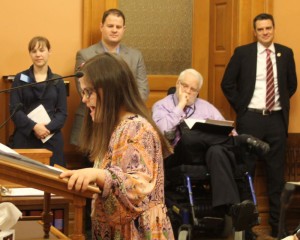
left=209, top=0, right=234, bottom=121
left=0, top=78, right=12, bottom=144
left=82, top=0, right=118, bottom=48
left=212, top=66, right=231, bottom=118
left=234, top=0, right=274, bottom=47
left=192, top=0, right=210, bottom=100
left=146, top=75, right=177, bottom=109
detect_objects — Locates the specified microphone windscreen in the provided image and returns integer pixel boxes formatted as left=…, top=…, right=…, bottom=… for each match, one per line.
left=75, top=71, right=84, bottom=78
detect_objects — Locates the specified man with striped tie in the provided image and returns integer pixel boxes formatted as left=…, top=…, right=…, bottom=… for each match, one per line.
left=221, top=13, right=298, bottom=238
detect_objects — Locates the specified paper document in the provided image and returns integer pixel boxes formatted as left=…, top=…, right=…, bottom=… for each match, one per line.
left=184, top=118, right=234, bottom=129
left=27, top=104, right=54, bottom=143
left=0, top=143, right=19, bottom=154
left=184, top=118, right=205, bottom=129
left=287, top=182, right=300, bottom=186
left=0, top=150, right=63, bottom=175
left=1, top=187, right=53, bottom=196
left=184, top=118, right=234, bottom=135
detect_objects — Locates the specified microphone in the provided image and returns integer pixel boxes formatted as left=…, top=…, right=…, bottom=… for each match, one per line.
left=0, top=103, right=23, bottom=129
left=0, top=72, right=84, bottom=94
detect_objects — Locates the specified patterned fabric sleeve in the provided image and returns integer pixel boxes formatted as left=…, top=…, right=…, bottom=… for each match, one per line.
left=99, top=117, right=162, bottom=225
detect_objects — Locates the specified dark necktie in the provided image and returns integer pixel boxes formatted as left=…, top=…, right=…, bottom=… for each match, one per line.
left=183, top=106, right=191, bottom=117
left=266, top=48, right=275, bottom=111
left=173, top=106, right=191, bottom=145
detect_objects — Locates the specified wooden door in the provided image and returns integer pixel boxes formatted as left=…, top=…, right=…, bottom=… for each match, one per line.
left=208, top=0, right=235, bottom=121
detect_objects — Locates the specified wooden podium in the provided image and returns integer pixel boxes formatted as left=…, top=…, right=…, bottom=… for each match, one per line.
left=0, top=150, right=99, bottom=240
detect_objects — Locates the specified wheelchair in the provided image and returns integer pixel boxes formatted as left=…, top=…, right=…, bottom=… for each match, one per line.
left=164, top=134, right=259, bottom=240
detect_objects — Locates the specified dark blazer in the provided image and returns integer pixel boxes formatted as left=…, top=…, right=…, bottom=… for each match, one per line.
left=70, top=41, right=149, bottom=145
left=10, top=66, right=67, bottom=166
left=221, top=42, right=297, bottom=133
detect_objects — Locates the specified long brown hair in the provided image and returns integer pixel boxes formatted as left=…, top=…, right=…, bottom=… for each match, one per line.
left=79, top=52, right=171, bottom=161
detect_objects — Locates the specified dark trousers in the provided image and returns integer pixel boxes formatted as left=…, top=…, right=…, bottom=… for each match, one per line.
left=206, top=145, right=241, bottom=207
left=237, top=110, right=286, bottom=231
left=166, top=130, right=246, bottom=207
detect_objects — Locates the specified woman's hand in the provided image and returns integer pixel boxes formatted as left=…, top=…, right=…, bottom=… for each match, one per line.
left=59, top=168, right=105, bottom=192
left=33, top=123, right=50, bottom=139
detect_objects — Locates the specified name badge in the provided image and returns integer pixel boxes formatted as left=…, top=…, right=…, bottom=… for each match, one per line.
left=20, top=74, right=31, bottom=83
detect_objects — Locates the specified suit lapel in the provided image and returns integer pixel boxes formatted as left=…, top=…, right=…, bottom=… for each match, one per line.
left=249, top=43, right=258, bottom=84
left=94, top=42, right=106, bottom=55
left=274, top=44, right=283, bottom=82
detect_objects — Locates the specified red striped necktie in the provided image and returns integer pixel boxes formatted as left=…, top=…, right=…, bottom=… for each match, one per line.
left=266, top=48, right=275, bottom=111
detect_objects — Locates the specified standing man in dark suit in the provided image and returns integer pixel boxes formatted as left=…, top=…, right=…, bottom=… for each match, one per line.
left=221, top=13, right=297, bottom=238
left=70, top=8, right=149, bottom=146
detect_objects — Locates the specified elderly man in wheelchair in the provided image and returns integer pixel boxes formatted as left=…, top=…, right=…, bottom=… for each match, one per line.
left=152, top=68, right=270, bottom=239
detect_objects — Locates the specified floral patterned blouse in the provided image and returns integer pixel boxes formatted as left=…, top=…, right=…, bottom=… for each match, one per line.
left=91, top=115, right=174, bottom=240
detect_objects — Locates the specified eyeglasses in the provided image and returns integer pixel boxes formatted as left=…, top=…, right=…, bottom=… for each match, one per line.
left=81, top=88, right=95, bottom=99
left=179, top=81, right=199, bottom=94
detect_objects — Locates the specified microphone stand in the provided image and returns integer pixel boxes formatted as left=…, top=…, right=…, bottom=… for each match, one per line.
left=0, top=72, right=84, bottom=131
left=0, top=72, right=83, bottom=94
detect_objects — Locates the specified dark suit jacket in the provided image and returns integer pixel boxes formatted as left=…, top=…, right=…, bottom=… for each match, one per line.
left=70, top=41, right=149, bottom=145
left=221, top=42, right=297, bottom=133
left=10, top=66, right=67, bottom=166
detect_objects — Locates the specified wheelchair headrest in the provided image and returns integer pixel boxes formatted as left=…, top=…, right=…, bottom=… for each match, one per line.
left=167, top=87, right=176, bottom=95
